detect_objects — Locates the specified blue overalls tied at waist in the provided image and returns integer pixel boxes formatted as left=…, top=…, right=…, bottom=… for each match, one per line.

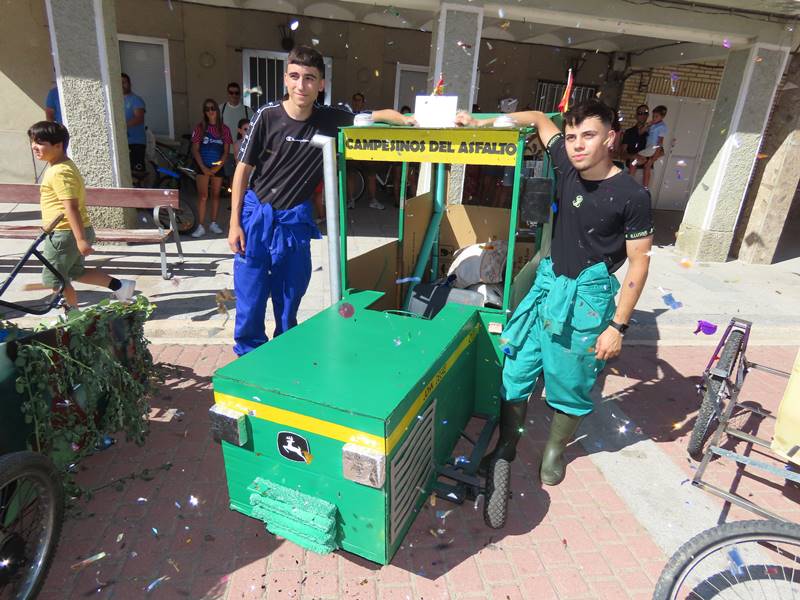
left=240, top=190, right=321, bottom=263
left=502, top=257, right=621, bottom=359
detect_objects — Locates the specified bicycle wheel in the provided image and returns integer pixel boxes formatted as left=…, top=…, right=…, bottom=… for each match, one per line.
left=158, top=198, right=198, bottom=235
left=0, top=451, right=64, bottom=600
left=348, top=167, right=366, bottom=204
left=653, top=519, right=800, bottom=600
left=687, top=330, right=744, bottom=461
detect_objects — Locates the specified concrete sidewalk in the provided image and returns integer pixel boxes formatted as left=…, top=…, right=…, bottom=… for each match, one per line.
left=2, top=201, right=799, bottom=346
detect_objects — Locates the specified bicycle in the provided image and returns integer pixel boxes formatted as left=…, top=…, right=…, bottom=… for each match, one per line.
left=347, top=161, right=417, bottom=205
left=687, top=320, right=747, bottom=460
left=1, top=215, right=66, bottom=600
left=653, top=519, right=800, bottom=599
left=137, top=135, right=199, bottom=235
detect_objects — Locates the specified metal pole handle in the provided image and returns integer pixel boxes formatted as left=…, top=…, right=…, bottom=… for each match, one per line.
left=310, top=134, right=342, bottom=304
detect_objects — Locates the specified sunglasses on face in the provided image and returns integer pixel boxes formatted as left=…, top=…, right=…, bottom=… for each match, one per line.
left=204, top=106, right=217, bottom=112
left=637, top=111, right=649, bottom=115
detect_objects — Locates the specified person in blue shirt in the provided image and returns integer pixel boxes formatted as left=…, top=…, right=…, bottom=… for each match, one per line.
left=628, top=105, right=668, bottom=190
left=45, top=86, right=62, bottom=124
left=121, top=73, right=146, bottom=179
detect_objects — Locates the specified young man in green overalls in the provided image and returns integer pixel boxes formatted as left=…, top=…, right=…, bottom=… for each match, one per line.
left=457, top=100, right=653, bottom=486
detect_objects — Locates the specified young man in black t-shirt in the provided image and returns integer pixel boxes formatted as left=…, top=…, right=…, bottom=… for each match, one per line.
left=228, top=46, right=413, bottom=356
left=457, top=100, right=653, bottom=486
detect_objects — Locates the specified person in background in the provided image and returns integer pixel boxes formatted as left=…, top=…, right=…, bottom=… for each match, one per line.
left=621, top=104, right=649, bottom=179
left=347, top=92, right=382, bottom=210
left=45, top=86, right=62, bottom=124
left=630, top=105, right=668, bottom=190
left=191, top=99, right=232, bottom=238
left=28, top=121, right=135, bottom=307
left=233, top=118, right=250, bottom=164
left=121, top=73, right=146, bottom=181
left=391, top=105, right=417, bottom=206
left=220, top=82, right=251, bottom=188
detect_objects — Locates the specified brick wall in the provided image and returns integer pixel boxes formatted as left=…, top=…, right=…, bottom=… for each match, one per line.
left=617, top=62, right=724, bottom=129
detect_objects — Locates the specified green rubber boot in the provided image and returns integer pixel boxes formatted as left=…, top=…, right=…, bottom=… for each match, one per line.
left=540, top=410, right=582, bottom=486
left=480, top=401, right=528, bottom=472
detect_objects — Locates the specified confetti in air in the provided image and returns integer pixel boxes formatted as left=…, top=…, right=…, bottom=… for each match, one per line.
left=71, top=552, right=107, bottom=571
left=338, top=302, right=355, bottom=318
left=722, top=38, right=731, bottom=48
left=693, top=320, right=718, bottom=335
left=289, top=19, right=299, bottom=31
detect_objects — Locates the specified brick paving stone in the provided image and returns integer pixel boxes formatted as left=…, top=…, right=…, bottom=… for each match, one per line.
left=519, top=574, right=559, bottom=600
left=590, top=578, right=632, bottom=600
left=266, top=569, right=303, bottom=598
left=479, top=561, right=515, bottom=583
left=571, top=549, right=613, bottom=577
left=489, top=583, right=525, bottom=599
left=444, top=556, right=486, bottom=594
left=411, top=574, right=450, bottom=600
left=546, top=565, right=592, bottom=598
left=341, top=576, right=378, bottom=600
left=378, top=584, right=414, bottom=600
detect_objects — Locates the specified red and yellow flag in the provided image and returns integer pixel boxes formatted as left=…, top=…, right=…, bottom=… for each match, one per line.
left=432, top=73, right=445, bottom=96
left=557, top=69, right=574, bottom=113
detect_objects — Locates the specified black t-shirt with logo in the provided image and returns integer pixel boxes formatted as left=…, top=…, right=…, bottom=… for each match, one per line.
left=239, top=102, right=354, bottom=210
left=547, top=134, right=653, bottom=279
left=622, top=125, right=648, bottom=155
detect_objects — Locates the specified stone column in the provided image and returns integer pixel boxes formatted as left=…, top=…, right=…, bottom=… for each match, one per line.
left=736, top=53, right=800, bottom=264
left=426, top=2, right=483, bottom=203
left=676, top=43, right=789, bottom=262
left=45, top=0, right=134, bottom=228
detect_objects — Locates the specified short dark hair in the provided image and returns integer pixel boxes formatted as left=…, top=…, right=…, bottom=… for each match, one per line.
left=121, top=72, right=130, bottom=83
left=28, top=120, right=69, bottom=150
left=352, top=92, right=365, bottom=102
left=563, top=99, right=615, bottom=129
left=636, top=104, right=649, bottom=112
left=237, top=118, right=250, bottom=129
left=287, top=45, right=325, bottom=78
left=653, top=105, right=668, bottom=116
left=228, top=82, right=240, bottom=91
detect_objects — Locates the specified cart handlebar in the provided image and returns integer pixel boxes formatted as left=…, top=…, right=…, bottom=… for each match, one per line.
left=42, top=213, right=64, bottom=234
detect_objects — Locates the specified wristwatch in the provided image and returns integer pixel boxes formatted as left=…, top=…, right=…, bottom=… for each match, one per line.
left=608, top=320, right=629, bottom=335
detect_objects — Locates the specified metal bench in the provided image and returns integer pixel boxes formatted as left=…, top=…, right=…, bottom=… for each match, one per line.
left=0, top=183, right=184, bottom=279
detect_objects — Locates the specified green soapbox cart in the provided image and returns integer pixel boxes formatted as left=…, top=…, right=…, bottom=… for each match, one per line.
left=210, top=119, right=557, bottom=564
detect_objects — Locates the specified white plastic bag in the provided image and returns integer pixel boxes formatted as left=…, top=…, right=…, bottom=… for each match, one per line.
left=447, top=240, right=508, bottom=288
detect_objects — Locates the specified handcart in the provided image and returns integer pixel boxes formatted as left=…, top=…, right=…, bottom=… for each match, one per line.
left=210, top=117, right=558, bottom=564
left=689, top=317, right=800, bottom=521
left=1, top=216, right=67, bottom=600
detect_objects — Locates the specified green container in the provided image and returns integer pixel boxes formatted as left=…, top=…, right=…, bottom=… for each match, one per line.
left=212, top=290, right=507, bottom=564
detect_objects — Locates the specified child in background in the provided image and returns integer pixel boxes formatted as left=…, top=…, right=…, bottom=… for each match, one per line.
left=28, top=121, right=135, bottom=307
left=233, top=118, right=250, bottom=164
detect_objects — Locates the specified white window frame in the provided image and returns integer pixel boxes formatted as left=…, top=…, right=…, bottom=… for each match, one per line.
left=242, top=49, right=333, bottom=106
left=118, top=33, right=174, bottom=139
left=393, top=63, right=429, bottom=110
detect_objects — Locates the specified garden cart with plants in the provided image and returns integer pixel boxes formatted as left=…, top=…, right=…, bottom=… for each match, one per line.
left=0, top=215, right=155, bottom=600
left=210, top=117, right=558, bottom=564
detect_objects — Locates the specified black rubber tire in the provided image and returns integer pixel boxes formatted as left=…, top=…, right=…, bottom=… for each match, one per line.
left=348, top=167, right=366, bottom=203
left=652, top=519, right=800, bottom=600
left=483, top=458, right=510, bottom=529
left=158, top=198, right=198, bottom=235
left=687, top=330, right=744, bottom=461
left=0, top=451, right=64, bottom=600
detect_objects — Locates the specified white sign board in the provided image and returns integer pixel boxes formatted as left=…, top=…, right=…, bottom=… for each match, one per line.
left=413, top=95, right=458, bottom=128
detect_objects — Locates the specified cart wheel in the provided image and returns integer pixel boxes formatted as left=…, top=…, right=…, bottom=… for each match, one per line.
left=483, top=458, right=510, bottom=529
left=0, top=451, right=64, bottom=600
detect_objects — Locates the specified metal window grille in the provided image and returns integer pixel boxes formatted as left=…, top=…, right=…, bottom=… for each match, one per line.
left=535, top=81, right=598, bottom=112
left=247, top=55, right=286, bottom=109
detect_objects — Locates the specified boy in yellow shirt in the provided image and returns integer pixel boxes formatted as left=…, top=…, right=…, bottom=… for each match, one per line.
left=28, top=121, right=135, bottom=307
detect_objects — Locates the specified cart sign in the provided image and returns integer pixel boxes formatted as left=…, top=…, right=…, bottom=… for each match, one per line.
left=277, top=431, right=313, bottom=463
left=342, top=127, right=521, bottom=166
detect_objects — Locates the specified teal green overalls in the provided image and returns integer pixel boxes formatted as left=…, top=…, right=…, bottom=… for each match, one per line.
left=500, top=257, right=620, bottom=416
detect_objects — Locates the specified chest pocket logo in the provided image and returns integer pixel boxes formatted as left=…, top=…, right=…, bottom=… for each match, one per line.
left=573, top=194, right=584, bottom=208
